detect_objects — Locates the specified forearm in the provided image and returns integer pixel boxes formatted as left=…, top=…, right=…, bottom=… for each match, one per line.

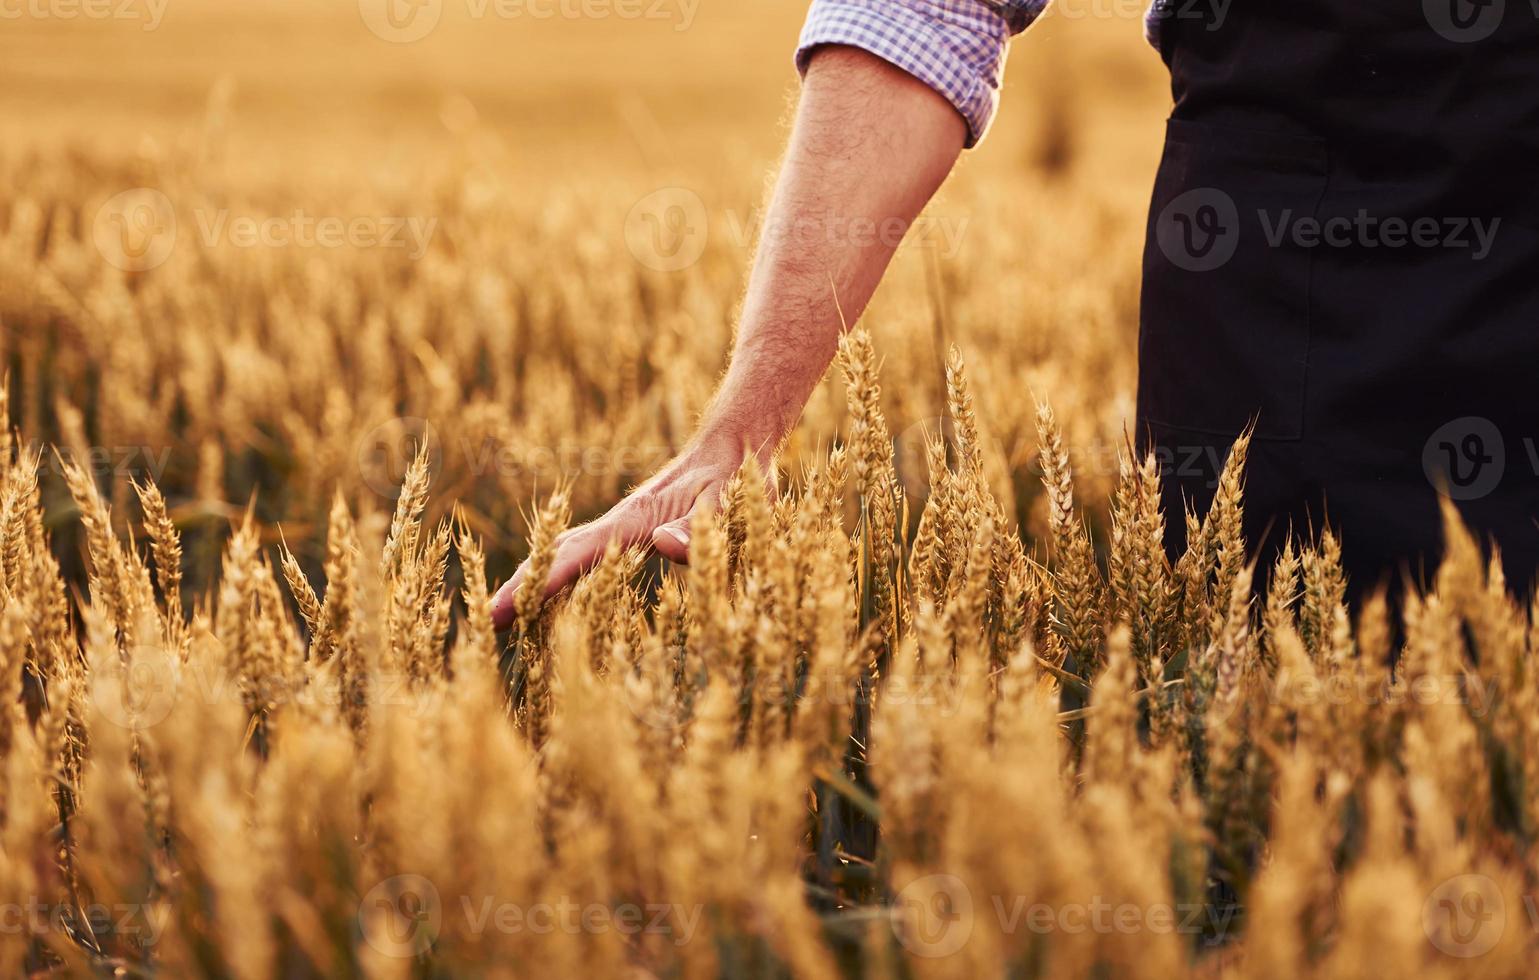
left=695, top=45, right=967, bottom=461
left=494, top=27, right=1007, bottom=612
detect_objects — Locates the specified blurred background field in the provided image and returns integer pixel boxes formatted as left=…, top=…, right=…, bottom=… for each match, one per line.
left=1, top=1, right=1174, bottom=585
left=0, top=1, right=1169, bottom=179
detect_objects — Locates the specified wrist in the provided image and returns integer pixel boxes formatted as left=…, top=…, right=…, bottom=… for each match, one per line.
left=691, top=416, right=782, bottom=471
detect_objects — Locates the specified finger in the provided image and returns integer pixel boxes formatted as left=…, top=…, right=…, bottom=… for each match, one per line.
left=651, top=521, right=691, bottom=564
left=650, top=482, right=725, bottom=564
left=542, top=524, right=629, bottom=595
left=491, top=526, right=596, bottom=630
left=490, top=512, right=651, bottom=629
left=490, top=560, right=530, bottom=630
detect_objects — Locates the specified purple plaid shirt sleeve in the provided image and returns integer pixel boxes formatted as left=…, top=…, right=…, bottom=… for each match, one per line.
left=795, top=0, right=1048, bottom=147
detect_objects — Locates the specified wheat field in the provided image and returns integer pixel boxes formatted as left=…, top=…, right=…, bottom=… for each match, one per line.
left=1, top=3, right=1535, bottom=978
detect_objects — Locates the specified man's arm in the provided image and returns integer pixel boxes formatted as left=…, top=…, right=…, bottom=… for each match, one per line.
left=687, top=46, right=968, bottom=477
left=490, top=47, right=969, bottom=627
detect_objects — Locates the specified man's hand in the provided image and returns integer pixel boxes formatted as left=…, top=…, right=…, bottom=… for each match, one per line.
left=491, top=46, right=967, bottom=628
left=490, top=436, right=770, bottom=628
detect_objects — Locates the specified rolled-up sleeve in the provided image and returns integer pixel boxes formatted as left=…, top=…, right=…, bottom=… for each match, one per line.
left=795, top=0, right=1044, bottom=147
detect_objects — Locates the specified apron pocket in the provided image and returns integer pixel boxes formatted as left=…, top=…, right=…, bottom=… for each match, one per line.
left=1137, top=118, right=1329, bottom=441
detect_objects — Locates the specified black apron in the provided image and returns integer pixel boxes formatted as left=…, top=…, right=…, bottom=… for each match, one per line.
left=1138, top=0, right=1539, bottom=600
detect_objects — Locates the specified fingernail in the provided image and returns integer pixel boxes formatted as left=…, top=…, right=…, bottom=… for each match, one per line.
left=492, top=584, right=523, bottom=630
left=658, top=525, right=690, bottom=548
left=490, top=583, right=517, bottom=616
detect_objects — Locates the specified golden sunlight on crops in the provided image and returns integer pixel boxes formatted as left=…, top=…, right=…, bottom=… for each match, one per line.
left=0, top=2, right=1534, bottom=978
